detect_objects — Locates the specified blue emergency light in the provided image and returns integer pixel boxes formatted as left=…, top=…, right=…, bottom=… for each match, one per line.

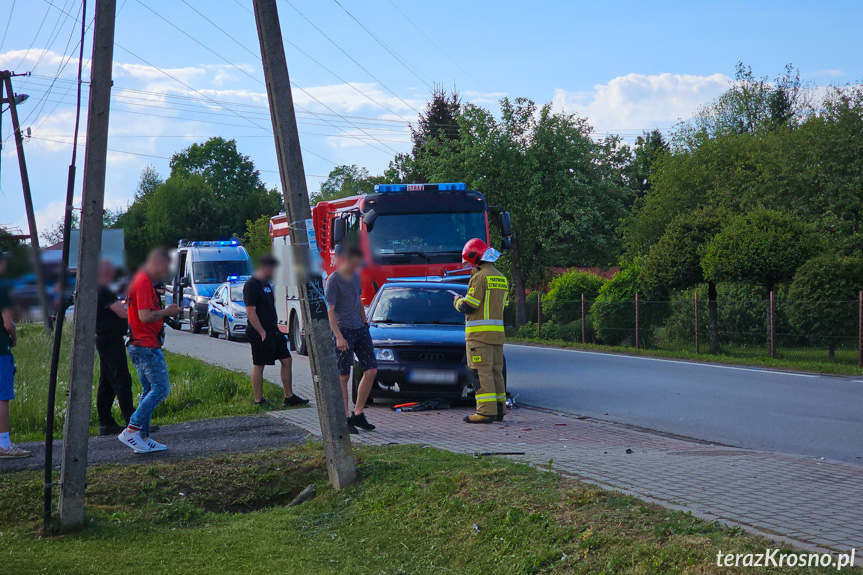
left=374, top=183, right=467, bottom=193
left=184, top=239, right=240, bottom=247
left=227, top=275, right=251, bottom=282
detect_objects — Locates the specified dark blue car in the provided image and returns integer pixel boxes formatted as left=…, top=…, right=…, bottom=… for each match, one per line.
left=352, top=278, right=506, bottom=403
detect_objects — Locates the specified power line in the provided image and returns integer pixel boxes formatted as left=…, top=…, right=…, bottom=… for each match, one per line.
left=0, top=0, right=17, bottom=54
left=386, top=0, right=490, bottom=93
left=135, top=0, right=400, bottom=156
left=331, top=0, right=433, bottom=90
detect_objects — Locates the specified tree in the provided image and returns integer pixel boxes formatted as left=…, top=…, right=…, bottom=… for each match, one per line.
left=144, top=174, right=220, bottom=248
left=313, top=164, right=382, bottom=203
left=787, top=255, right=863, bottom=358
left=169, top=137, right=282, bottom=237
left=244, top=215, right=272, bottom=263
left=542, top=269, right=604, bottom=326
left=115, top=165, right=165, bottom=267
left=590, top=267, right=654, bottom=346
left=414, top=97, right=632, bottom=325
left=408, top=86, right=461, bottom=182
left=624, top=129, right=668, bottom=202
left=642, top=208, right=725, bottom=352
left=702, top=209, right=816, bottom=293
left=41, top=209, right=122, bottom=245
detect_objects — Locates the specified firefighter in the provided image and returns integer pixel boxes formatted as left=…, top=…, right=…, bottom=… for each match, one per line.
left=453, top=238, right=509, bottom=424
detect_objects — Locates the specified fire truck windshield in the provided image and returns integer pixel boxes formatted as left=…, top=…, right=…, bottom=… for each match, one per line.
left=367, top=212, right=486, bottom=263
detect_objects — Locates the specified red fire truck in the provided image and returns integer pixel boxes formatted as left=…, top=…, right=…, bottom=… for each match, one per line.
left=270, top=182, right=510, bottom=354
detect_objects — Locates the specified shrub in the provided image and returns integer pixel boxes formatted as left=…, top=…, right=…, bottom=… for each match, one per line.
left=591, top=268, right=642, bottom=346
left=542, top=270, right=603, bottom=324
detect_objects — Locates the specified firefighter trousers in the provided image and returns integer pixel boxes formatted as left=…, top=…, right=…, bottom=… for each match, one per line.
left=466, top=341, right=505, bottom=418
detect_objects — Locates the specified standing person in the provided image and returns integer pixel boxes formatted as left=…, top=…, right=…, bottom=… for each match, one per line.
left=95, top=259, right=135, bottom=436
left=0, top=251, right=29, bottom=458
left=453, top=239, right=508, bottom=424
left=325, top=245, right=377, bottom=433
left=118, top=248, right=181, bottom=454
left=244, top=255, right=308, bottom=408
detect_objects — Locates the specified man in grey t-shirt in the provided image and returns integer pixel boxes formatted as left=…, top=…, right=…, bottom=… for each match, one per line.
left=325, top=245, right=377, bottom=433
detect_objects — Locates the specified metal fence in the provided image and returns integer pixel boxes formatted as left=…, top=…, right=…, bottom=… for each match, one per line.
left=505, top=291, right=863, bottom=367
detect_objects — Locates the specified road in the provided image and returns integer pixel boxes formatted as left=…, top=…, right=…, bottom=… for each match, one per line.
left=505, top=344, right=863, bottom=463
left=166, top=328, right=863, bottom=464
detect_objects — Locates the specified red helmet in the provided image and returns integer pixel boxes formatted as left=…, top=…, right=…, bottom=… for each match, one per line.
left=462, top=238, right=491, bottom=267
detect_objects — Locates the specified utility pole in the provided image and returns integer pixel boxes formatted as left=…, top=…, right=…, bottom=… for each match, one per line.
left=1, top=71, right=52, bottom=333
left=252, top=0, right=356, bottom=489
left=58, top=0, right=117, bottom=530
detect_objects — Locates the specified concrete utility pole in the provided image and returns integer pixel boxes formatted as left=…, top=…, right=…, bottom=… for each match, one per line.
left=1, top=71, right=52, bottom=333
left=58, top=0, right=117, bottom=530
left=252, top=0, right=356, bottom=489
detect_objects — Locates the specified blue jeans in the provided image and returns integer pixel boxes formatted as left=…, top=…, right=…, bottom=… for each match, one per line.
left=128, top=346, right=170, bottom=436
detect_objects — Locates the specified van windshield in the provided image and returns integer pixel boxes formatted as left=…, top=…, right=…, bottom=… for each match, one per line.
left=192, top=261, right=252, bottom=285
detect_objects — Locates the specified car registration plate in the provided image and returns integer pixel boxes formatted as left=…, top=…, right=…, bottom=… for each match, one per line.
left=408, top=369, right=458, bottom=384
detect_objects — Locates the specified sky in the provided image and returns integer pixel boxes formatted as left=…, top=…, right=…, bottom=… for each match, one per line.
left=0, top=0, right=861, bottom=239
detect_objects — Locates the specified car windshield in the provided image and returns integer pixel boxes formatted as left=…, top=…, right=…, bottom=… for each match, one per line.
left=368, top=212, right=486, bottom=264
left=371, top=286, right=467, bottom=325
left=192, top=260, right=251, bottom=285
left=230, top=285, right=244, bottom=302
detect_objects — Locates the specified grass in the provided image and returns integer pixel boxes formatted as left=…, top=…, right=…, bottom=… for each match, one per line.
left=507, top=337, right=863, bottom=377
left=0, top=443, right=852, bottom=575
left=9, top=324, right=297, bottom=443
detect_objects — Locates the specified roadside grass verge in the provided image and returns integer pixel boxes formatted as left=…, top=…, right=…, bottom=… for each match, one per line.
left=0, top=443, right=848, bottom=575
left=508, top=337, right=863, bottom=377
left=10, top=324, right=298, bottom=443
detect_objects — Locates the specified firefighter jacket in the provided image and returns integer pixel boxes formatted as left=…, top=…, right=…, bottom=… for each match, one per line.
left=454, top=263, right=509, bottom=345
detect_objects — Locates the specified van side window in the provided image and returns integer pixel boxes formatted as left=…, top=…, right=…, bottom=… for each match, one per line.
left=346, top=213, right=360, bottom=247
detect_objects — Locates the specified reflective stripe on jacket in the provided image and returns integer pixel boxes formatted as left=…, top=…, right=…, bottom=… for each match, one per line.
left=454, top=263, right=508, bottom=345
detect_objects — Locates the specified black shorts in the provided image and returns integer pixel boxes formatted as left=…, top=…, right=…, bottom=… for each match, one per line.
left=249, top=330, right=291, bottom=366
left=335, top=326, right=377, bottom=376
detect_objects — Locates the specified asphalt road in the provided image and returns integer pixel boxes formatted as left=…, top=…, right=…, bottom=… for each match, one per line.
left=504, top=344, right=863, bottom=463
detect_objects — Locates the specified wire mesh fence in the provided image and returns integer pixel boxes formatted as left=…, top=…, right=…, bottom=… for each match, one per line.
left=505, top=292, right=863, bottom=368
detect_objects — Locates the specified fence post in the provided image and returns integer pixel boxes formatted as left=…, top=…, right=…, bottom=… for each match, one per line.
left=635, top=292, right=640, bottom=350
left=694, top=291, right=700, bottom=354
left=536, top=286, right=542, bottom=339
left=581, top=293, right=586, bottom=344
left=769, top=291, right=776, bottom=359
left=858, top=291, right=862, bottom=368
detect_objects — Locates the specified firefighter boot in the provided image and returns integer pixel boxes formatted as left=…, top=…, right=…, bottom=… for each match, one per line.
left=464, top=413, right=496, bottom=424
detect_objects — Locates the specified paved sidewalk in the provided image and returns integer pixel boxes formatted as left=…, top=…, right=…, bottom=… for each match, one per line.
left=166, top=331, right=863, bottom=560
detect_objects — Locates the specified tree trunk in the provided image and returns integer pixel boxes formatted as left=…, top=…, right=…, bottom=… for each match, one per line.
left=510, top=237, right=527, bottom=326
left=707, top=282, right=720, bottom=354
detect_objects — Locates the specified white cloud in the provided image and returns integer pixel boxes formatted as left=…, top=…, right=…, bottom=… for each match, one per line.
left=553, top=72, right=731, bottom=136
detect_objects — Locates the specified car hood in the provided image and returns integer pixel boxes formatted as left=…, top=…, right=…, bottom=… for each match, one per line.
left=369, top=323, right=466, bottom=347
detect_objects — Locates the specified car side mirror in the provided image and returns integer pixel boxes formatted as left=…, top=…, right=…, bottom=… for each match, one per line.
left=499, top=211, right=512, bottom=237
left=363, top=209, right=377, bottom=233
left=333, top=217, right=347, bottom=245
left=179, top=276, right=191, bottom=288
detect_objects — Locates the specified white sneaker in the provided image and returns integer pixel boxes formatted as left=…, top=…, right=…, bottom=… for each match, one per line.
left=118, top=429, right=151, bottom=453
left=143, top=437, right=167, bottom=452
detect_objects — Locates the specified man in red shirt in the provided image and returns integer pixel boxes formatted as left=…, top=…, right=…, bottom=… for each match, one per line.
left=118, top=248, right=181, bottom=454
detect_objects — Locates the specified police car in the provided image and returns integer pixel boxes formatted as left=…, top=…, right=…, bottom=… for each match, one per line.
left=206, top=275, right=249, bottom=340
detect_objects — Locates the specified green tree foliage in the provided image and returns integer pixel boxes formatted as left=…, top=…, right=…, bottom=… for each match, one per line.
left=408, top=86, right=461, bottom=182
left=590, top=267, right=654, bottom=346
left=542, top=270, right=603, bottom=325
left=116, top=165, right=165, bottom=267
left=702, top=209, right=816, bottom=293
left=144, top=174, right=221, bottom=248
left=624, top=129, right=668, bottom=202
left=41, top=209, right=124, bottom=246
left=313, top=164, right=382, bottom=203
left=168, top=137, right=282, bottom=237
left=244, top=215, right=272, bottom=263
left=787, top=255, right=863, bottom=358
left=414, top=97, right=631, bottom=325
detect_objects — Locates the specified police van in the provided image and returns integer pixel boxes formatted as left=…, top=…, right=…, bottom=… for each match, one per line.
left=166, top=239, right=253, bottom=333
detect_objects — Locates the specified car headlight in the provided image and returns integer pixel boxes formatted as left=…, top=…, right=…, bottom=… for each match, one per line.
left=374, top=348, right=394, bottom=362
left=234, top=310, right=247, bottom=318
left=195, top=295, right=209, bottom=304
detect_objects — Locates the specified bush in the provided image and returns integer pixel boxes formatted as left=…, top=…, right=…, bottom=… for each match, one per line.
left=542, top=270, right=603, bottom=324
left=590, top=268, right=642, bottom=346
left=786, top=255, right=863, bottom=357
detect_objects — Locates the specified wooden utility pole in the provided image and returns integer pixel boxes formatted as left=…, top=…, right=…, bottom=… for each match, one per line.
left=2, top=72, right=52, bottom=332
left=58, top=0, right=117, bottom=530
left=252, top=0, right=356, bottom=489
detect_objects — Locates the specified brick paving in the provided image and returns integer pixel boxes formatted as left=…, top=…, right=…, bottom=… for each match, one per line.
left=166, top=330, right=863, bottom=561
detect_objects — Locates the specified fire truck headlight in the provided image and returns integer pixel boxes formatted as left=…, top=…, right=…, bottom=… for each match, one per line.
left=374, top=348, right=394, bottom=362
left=195, top=295, right=209, bottom=305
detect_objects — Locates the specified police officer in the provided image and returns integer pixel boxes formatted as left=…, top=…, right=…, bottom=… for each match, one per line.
left=453, top=238, right=508, bottom=424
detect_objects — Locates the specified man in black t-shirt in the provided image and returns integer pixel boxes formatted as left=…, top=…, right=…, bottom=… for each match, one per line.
left=95, top=260, right=136, bottom=435
left=243, top=255, right=308, bottom=408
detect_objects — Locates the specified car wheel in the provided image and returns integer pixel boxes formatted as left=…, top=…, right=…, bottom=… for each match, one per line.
left=189, top=307, right=202, bottom=334
left=207, top=317, right=218, bottom=338
left=290, top=313, right=307, bottom=356
left=225, top=318, right=236, bottom=341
